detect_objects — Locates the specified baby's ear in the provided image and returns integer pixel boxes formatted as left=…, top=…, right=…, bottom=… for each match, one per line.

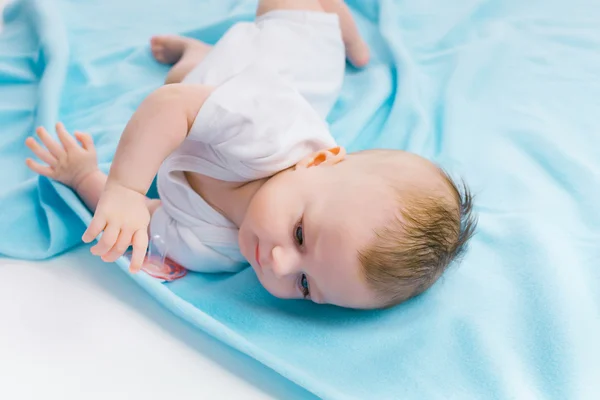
left=296, top=147, right=346, bottom=169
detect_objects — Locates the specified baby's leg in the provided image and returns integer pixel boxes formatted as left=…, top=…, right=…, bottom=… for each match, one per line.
left=256, top=0, right=324, bottom=15
left=256, top=0, right=369, bottom=67
left=151, top=36, right=212, bottom=84
left=317, top=0, right=369, bottom=67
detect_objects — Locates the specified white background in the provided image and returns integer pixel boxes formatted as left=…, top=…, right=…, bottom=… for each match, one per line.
left=0, top=246, right=316, bottom=400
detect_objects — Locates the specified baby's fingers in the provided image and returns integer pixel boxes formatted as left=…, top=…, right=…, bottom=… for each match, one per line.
left=101, top=229, right=133, bottom=263
left=74, top=131, right=96, bottom=152
left=82, top=215, right=106, bottom=243
left=25, top=137, right=57, bottom=166
left=35, top=127, right=65, bottom=159
left=91, top=224, right=120, bottom=256
left=25, top=158, right=54, bottom=177
left=129, top=230, right=148, bottom=273
left=55, top=122, right=78, bottom=151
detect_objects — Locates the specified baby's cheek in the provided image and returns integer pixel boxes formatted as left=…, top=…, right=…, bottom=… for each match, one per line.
left=256, top=272, right=295, bottom=300
left=247, top=189, right=282, bottom=227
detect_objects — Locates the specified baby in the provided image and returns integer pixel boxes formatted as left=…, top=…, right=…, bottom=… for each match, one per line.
left=25, top=0, right=477, bottom=309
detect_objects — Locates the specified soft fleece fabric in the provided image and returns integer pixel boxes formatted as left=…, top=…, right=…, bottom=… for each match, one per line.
left=1, top=1, right=599, bottom=398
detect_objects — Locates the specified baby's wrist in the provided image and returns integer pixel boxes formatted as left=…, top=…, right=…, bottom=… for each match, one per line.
left=105, top=174, right=148, bottom=196
left=73, top=168, right=101, bottom=193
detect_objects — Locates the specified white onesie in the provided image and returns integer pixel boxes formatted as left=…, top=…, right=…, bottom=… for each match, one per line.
left=150, top=10, right=345, bottom=273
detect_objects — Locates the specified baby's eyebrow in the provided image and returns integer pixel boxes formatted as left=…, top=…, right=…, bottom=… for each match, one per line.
left=306, top=211, right=322, bottom=256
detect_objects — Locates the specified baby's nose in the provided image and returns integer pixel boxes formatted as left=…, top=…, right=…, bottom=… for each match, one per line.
left=270, top=246, right=297, bottom=278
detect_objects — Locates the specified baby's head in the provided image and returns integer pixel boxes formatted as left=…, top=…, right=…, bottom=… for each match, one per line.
left=238, top=147, right=477, bottom=309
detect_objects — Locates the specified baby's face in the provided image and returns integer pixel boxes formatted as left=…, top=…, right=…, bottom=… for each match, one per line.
left=238, top=151, right=407, bottom=309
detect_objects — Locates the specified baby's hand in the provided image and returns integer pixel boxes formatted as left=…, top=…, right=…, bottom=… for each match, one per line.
left=25, top=123, right=98, bottom=190
left=82, top=182, right=150, bottom=272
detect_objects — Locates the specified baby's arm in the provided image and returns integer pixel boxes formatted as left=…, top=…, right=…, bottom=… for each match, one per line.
left=76, top=169, right=162, bottom=216
left=82, top=84, right=215, bottom=272
left=104, top=84, right=214, bottom=196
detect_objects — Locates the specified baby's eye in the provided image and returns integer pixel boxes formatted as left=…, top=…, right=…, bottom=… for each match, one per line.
left=298, top=273, right=310, bottom=298
left=294, top=222, right=304, bottom=246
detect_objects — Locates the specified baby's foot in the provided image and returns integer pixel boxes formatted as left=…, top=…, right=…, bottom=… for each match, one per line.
left=151, top=35, right=209, bottom=65
left=346, top=38, right=370, bottom=68
left=151, top=35, right=212, bottom=84
left=151, top=35, right=188, bottom=64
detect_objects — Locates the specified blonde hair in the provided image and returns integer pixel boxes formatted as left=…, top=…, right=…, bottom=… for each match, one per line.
left=358, top=170, right=477, bottom=308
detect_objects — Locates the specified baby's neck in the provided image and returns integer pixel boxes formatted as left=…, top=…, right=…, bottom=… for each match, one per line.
left=222, top=178, right=265, bottom=227
left=184, top=171, right=265, bottom=227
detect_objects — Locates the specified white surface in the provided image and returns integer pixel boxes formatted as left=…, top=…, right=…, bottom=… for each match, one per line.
left=0, top=246, right=316, bottom=400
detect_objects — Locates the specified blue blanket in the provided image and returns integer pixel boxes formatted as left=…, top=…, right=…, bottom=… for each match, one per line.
left=2, top=0, right=599, bottom=398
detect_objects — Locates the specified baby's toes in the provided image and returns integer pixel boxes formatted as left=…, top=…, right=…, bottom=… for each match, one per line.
left=150, top=38, right=167, bottom=62
left=150, top=35, right=187, bottom=64
left=347, top=40, right=370, bottom=68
